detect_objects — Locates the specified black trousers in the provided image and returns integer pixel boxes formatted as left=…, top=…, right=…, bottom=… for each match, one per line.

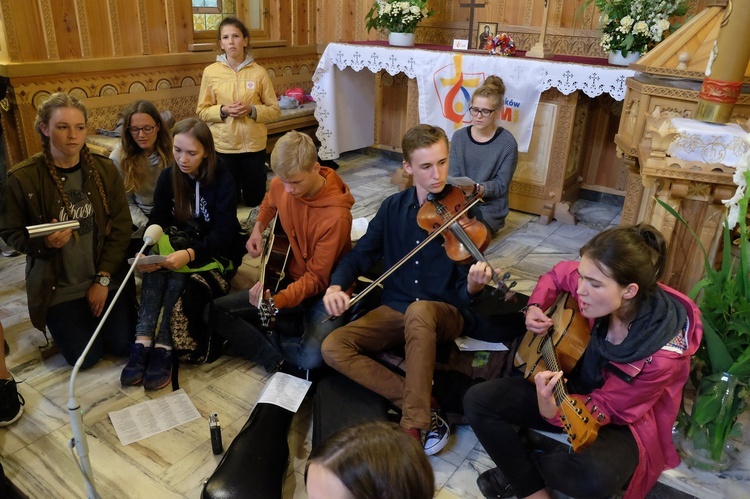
left=464, top=376, right=639, bottom=498
left=218, top=150, right=267, bottom=207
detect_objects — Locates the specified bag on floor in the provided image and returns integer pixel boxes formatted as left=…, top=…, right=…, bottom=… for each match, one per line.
left=171, top=269, right=231, bottom=363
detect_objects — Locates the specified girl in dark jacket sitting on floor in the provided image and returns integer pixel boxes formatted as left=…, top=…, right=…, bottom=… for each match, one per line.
left=120, top=118, right=243, bottom=390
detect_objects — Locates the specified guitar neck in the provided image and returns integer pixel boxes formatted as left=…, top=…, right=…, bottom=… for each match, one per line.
left=540, top=334, right=568, bottom=406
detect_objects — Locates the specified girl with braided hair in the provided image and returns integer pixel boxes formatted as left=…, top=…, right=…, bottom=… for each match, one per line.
left=0, top=92, right=134, bottom=369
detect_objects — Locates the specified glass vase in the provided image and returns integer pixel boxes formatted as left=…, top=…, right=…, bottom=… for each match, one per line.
left=675, top=372, right=744, bottom=471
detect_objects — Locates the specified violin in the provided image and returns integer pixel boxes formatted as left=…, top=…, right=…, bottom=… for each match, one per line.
left=417, top=185, right=490, bottom=264
left=418, top=185, right=515, bottom=299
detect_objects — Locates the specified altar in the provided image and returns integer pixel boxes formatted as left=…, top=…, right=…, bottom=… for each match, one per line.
left=312, top=42, right=636, bottom=222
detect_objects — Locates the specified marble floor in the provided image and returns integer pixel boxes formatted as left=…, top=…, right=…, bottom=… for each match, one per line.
left=0, top=150, right=738, bottom=498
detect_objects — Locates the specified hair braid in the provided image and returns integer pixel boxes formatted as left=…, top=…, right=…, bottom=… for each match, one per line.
left=41, top=137, right=75, bottom=220
left=81, top=146, right=113, bottom=235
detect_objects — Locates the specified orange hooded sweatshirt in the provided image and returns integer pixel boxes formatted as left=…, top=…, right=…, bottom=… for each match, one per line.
left=257, top=166, right=354, bottom=309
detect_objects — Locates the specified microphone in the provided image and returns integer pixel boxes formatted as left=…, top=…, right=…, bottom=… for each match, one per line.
left=67, top=225, right=163, bottom=498
left=142, top=224, right=163, bottom=246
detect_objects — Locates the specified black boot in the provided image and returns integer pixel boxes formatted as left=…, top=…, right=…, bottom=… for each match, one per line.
left=476, top=467, right=514, bottom=499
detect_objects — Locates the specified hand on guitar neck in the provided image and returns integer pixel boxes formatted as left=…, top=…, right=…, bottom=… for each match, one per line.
left=534, top=370, right=565, bottom=419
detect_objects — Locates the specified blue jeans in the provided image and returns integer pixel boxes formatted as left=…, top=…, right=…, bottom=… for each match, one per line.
left=211, top=290, right=344, bottom=370
left=136, top=270, right=190, bottom=346
left=47, top=292, right=135, bottom=369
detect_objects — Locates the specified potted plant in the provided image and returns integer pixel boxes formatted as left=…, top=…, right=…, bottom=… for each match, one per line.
left=658, top=159, right=750, bottom=470
left=591, top=0, right=687, bottom=65
left=364, top=0, right=434, bottom=47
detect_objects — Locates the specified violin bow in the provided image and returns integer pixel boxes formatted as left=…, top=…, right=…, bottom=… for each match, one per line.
left=323, top=195, right=484, bottom=322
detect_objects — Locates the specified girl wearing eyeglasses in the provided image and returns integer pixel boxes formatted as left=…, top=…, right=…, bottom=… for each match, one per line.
left=110, top=100, right=172, bottom=254
left=448, top=75, right=518, bottom=233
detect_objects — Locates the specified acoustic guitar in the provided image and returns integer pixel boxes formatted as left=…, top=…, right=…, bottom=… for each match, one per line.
left=258, top=214, right=292, bottom=330
left=514, top=293, right=599, bottom=452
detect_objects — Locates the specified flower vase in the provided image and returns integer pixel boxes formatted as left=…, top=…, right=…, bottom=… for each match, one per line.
left=388, top=32, right=415, bottom=47
left=674, top=372, right=743, bottom=471
left=608, top=50, right=641, bottom=66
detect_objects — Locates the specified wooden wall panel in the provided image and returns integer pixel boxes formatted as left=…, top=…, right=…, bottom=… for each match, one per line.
left=144, top=0, right=170, bottom=55
left=9, top=2, right=47, bottom=61
left=81, top=0, right=113, bottom=58
left=113, top=0, right=143, bottom=56
left=50, top=0, right=83, bottom=60
left=169, top=0, right=194, bottom=53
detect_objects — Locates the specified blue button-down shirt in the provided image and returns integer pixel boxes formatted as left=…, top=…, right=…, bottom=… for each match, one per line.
left=331, top=187, right=476, bottom=323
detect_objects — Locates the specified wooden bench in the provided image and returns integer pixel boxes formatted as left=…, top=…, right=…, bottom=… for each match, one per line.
left=85, top=101, right=317, bottom=157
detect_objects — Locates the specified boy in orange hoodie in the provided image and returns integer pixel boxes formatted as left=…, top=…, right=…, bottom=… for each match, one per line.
left=211, top=131, right=354, bottom=372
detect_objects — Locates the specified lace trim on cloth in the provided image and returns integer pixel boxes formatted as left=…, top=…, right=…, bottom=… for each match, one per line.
left=311, top=42, right=635, bottom=160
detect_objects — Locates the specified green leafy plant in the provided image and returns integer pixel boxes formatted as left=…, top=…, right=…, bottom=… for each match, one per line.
left=591, top=0, right=688, bottom=56
left=657, top=167, right=750, bottom=462
left=364, top=0, right=434, bottom=35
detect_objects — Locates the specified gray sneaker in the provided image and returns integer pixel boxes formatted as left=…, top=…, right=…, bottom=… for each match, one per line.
left=423, top=412, right=449, bottom=455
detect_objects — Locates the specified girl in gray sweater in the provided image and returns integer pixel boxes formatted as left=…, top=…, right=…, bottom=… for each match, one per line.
left=449, top=76, right=518, bottom=233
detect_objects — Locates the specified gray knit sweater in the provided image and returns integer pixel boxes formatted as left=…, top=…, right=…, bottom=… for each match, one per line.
left=449, top=126, right=518, bottom=232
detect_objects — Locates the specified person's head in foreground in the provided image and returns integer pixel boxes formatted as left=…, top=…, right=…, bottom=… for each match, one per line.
left=306, top=420, right=435, bottom=499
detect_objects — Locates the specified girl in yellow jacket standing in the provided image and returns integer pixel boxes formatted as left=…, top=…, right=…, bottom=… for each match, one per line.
left=197, top=17, right=280, bottom=207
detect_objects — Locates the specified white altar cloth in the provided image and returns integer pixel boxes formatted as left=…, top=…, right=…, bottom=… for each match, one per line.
left=311, top=42, right=636, bottom=160
left=667, top=118, right=749, bottom=167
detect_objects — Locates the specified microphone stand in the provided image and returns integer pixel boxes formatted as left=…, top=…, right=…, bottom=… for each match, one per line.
left=67, top=227, right=162, bottom=498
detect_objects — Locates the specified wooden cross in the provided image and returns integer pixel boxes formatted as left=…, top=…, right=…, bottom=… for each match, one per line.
left=460, top=0, right=485, bottom=50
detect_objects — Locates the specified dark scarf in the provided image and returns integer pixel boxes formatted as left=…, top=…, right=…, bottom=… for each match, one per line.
left=578, top=288, right=686, bottom=389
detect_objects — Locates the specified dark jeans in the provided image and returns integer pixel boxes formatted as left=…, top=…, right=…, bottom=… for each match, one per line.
left=217, top=150, right=267, bottom=207
left=47, top=292, right=135, bottom=369
left=211, top=290, right=345, bottom=371
left=464, top=376, right=639, bottom=498
left=136, top=270, right=190, bottom=346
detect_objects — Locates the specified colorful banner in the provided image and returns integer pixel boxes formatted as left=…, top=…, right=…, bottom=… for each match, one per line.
left=415, top=51, right=545, bottom=152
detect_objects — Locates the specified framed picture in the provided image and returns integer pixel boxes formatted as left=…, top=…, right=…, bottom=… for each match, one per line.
left=477, top=22, right=498, bottom=51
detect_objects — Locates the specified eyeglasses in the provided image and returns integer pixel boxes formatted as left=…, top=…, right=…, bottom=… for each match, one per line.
left=468, top=107, right=496, bottom=117
left=127, top=125, right=157, bottom=135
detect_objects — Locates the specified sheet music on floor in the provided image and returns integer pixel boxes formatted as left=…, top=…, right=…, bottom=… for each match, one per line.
left=455, top=336, right=508, bottom=352
left=108, top=389, right=201, bottom=446
left=257, top=372, right=312, bottom=413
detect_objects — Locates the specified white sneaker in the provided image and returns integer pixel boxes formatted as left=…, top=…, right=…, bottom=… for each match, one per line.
left=423, top=412, right=449, bottom=455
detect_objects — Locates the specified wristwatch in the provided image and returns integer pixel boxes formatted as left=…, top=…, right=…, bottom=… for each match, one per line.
left=94, top=274, right=111, bottom=287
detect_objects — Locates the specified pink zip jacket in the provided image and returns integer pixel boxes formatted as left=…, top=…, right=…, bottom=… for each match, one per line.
left=528, top=260, right=703, bottom=499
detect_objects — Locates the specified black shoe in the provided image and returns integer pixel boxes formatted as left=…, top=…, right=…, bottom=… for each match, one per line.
left=476, top=468, right=514, bottom=499
left=120, top=343, right=152, bottom=386
left=0, top=378, right=24, bottom=426
left=143, top=347, right=173, bottom=391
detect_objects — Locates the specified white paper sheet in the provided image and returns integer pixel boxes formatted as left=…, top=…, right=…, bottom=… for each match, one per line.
left=351, top=217, right=369, bottom=241
left=257, top=373, right=312, bottom=412
left=108, top=389, right=201, bottom=446
left=454, top=336, right=508, bottom=352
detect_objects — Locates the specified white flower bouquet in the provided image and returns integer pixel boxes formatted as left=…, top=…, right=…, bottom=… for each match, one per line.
left=595, top=0, right=687, bottom=56
left=365, top=0, right=434, bottom=35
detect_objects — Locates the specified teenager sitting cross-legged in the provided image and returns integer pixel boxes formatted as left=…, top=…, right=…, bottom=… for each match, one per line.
left=321, top=124, right=497, bottom=456
left=211, top=131, right=355, bottom=373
